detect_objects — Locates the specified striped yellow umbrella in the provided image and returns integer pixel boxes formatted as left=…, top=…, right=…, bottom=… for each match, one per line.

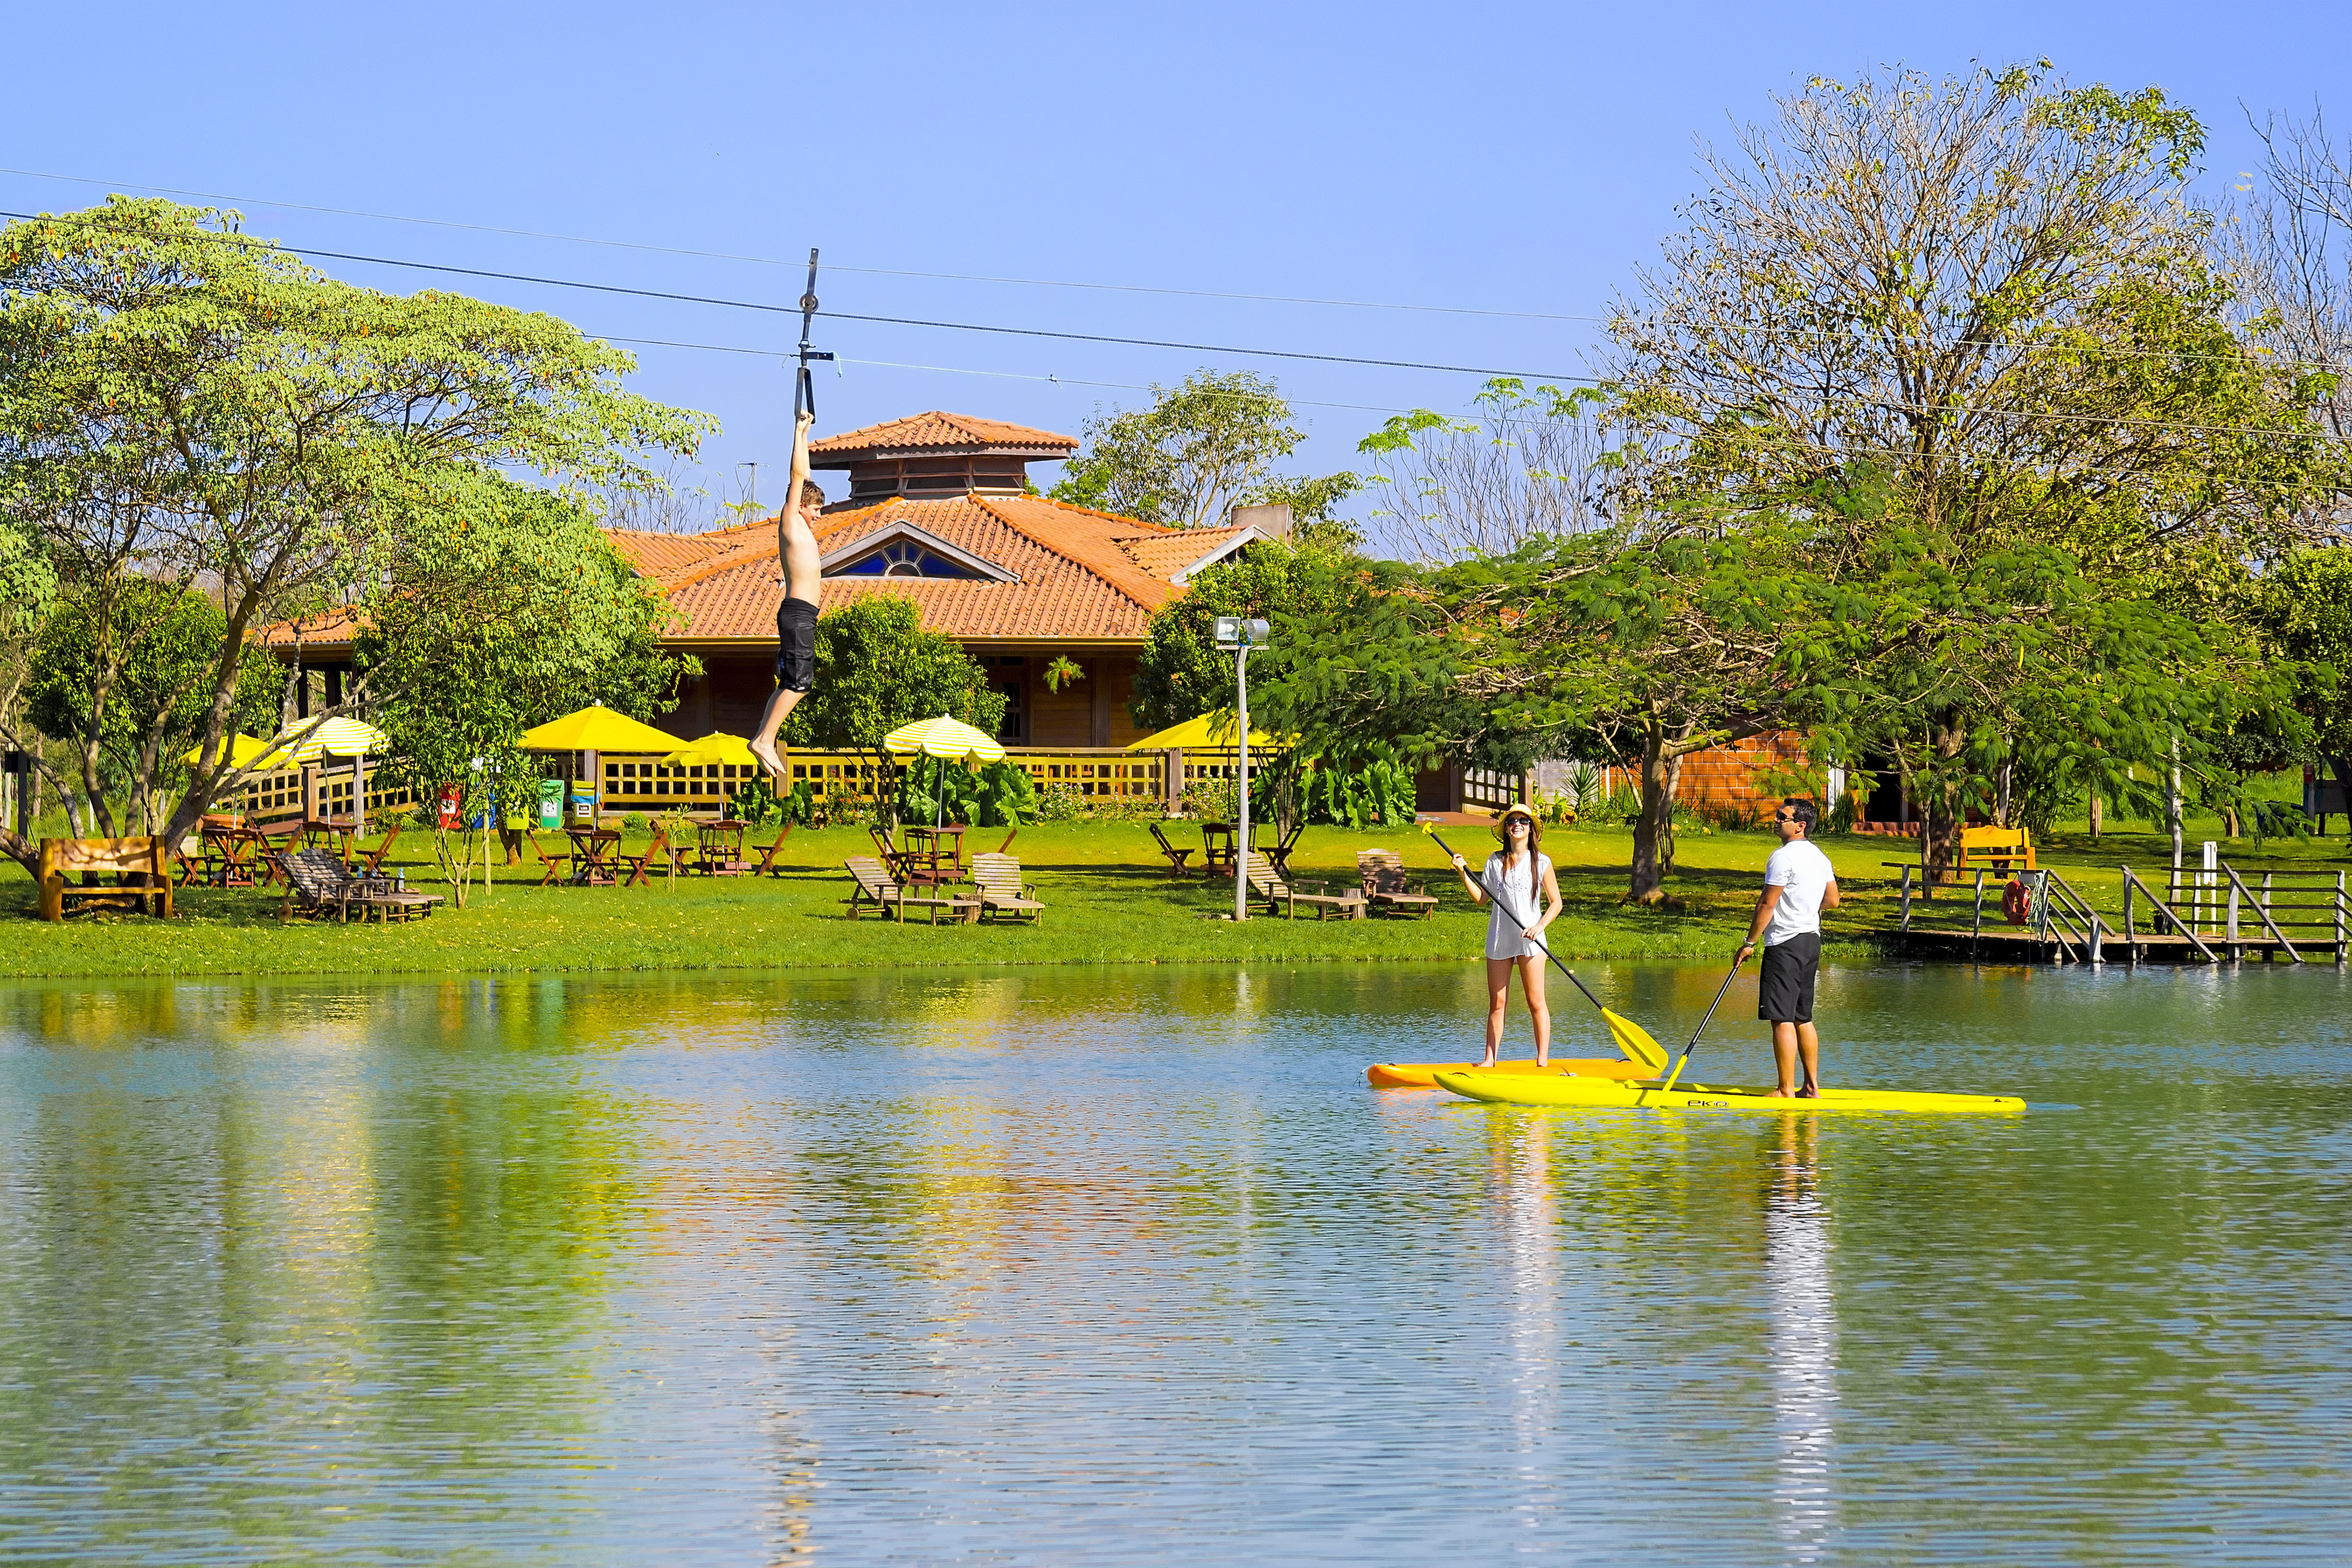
left=263, top=715, right=388, bottom=766
left=883, top=716, right=1007, bottom=763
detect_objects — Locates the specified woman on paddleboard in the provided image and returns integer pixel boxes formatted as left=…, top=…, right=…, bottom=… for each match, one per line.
left=1449, top=804, right=1564, bottom=1068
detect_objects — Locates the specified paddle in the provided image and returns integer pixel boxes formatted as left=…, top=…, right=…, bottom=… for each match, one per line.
left=1654, top=958, right=1745, bottom=1095
left=1420, top=819, right=1670, bottom=1073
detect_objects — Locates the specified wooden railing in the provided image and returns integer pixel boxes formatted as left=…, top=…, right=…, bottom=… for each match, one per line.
left=596, top=746, right=1188, bottom=818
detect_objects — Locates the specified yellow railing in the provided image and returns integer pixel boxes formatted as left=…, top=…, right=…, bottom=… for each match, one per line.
left=592, top=746, right=1178, bottom=817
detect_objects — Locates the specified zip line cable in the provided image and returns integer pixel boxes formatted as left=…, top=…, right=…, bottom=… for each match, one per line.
left=1, top=205, right=2343, bottom=441
left=0, top=165, right=1600, bottom=323
left=0, top=206, right=1598, bottom=384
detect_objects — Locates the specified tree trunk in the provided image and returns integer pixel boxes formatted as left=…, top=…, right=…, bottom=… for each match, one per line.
left=2088, top=789, right=2103, bottom=839
left=1921, top=718, right=1966, bottom=883
left=1626, top=733, right=1683, bottom=904
left=2167, top=738, right=2184, bottom=870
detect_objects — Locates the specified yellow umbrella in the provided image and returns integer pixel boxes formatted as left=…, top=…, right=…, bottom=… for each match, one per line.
left=518, top=704, right=684, bottom=754
left=883, top=715, right=1007, bottom=762
left=182, top=733, right=279, bottom=770
left=662, top=732, right=757, bottom=768
left=1124, top=712, right=1284, bottom=751
left=264, top=715, right=388, bottom=766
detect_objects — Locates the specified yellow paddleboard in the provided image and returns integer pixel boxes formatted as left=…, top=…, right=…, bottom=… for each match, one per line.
left=1433, top=1069, right=2024, bottom=1114
left=1368, top=1056, right=1653, bottom=1089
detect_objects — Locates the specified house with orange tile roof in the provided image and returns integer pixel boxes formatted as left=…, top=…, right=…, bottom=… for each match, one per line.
left=265, top=411, right=1286, bottom=751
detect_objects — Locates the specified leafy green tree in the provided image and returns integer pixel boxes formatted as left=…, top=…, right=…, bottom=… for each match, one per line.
left=22, top=579, right=281, bottom=833
left=2255, top=547, right=2352, bottom=829
left=1050, top=369, right=1361, bottom=534
left=1605, top=65, right=2337, bottom=874
left=782, top=595, right=1006, bottom=824
left=354, top=476, right=698, bottom=896
left=0, top=197, right=711, bottom=863
left=1133, top=543, right=1356, bottom=732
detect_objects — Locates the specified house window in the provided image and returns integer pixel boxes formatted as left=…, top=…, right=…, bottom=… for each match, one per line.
left=835, top=539, right=977, bottom=579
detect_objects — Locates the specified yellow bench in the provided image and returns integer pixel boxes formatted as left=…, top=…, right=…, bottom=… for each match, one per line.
left=38, top=837, right=175, bottom=923
left=1956, top=825, right=2035, bottom=874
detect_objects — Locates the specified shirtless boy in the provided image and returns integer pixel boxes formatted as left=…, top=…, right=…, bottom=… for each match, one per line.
left=748, top=411, right=822, bottom=781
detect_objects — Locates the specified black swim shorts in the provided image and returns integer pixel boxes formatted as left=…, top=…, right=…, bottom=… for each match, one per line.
left=1757, top=932, right=1821, bottom=1024
left=775, top=597, right=817, bottom=694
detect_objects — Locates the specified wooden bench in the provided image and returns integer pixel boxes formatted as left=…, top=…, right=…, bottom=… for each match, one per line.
left=1957, top=825, right=2035, bottom=874
left=38, top=837, right=174, bottom=922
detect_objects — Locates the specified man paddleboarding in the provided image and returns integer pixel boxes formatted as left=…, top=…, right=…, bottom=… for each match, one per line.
left=1448, top=804, right=1564, bottom=1068
left=1736, top=797, right=1840, bottom=1099
left=748, top=410, right=823, bottom=782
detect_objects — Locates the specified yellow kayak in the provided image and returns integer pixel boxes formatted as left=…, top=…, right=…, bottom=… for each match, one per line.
left=1433, top=1069, right=2024, bottom=1114
left=1368, top=1056, right=1654, bottom=1090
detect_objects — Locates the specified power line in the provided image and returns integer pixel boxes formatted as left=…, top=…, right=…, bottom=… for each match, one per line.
left=0, top=165, right=1601, bottom=323
left=0, top=206, right=1601, bottom=385
left=2, top=206, right=2341, bottom=443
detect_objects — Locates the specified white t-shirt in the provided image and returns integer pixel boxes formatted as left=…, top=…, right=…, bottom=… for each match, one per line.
left=1761, top=839, right=1836, bottom=947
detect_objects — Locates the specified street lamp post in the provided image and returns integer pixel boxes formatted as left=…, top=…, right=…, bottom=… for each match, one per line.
left=1214, top=616, right=1271, bottom=923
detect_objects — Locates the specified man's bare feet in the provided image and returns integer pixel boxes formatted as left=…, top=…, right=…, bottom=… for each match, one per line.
left=747, top=736, right=784, bottom=781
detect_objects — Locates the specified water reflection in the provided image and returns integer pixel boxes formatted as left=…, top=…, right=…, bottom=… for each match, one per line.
left=1764, top=1115, right=1838, bottom=1563
left=0, top=962, right=2347, bottom=1563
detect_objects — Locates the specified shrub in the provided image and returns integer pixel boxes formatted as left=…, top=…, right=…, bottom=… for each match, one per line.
left=622, top=811, right=651, bottom=833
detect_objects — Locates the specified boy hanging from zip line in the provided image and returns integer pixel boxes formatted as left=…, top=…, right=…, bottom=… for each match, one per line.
left=748, top=410, right=822, bottom=783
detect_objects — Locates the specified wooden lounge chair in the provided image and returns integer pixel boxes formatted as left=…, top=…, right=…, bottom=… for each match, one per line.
left=970, top=852, right=1044, bottom=924
left=992, top=827, right=1019, bottom=856
left=1149, top=822, right=1195, bottom=879
left=619, top=825, right=679, bottom=888
left=1357, top=848, right=1438, bottom=919
left=274, top=849, right=397, bottom=922
left=1242, top=850, right=1366, bottom=920
left=841, top=856, right=976, bottom=925
left=37, top=837, right=174, bottom=922
left=530, top=830, right=575, bottom=887
left=753, top=822, right=794, bottom=877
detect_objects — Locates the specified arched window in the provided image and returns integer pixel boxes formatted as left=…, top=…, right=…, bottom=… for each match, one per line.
left=835, top=538, right=979, bottom=579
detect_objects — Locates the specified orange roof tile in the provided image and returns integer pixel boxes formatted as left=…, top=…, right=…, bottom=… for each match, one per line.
left=1113, top=525, right=1250, bottom=581
left=808, top=411, right=1077, bottom=464
left=643, top=494, right=1190, bottom=644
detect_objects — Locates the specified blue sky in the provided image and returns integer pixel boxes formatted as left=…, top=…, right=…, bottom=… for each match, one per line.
left=4, top=1, right=2347, bottom=522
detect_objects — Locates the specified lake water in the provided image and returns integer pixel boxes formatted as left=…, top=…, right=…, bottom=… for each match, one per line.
left=1, top=959, right=2348, bottom=1565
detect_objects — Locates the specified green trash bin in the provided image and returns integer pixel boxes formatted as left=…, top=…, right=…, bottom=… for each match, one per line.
left=537, top=778, right=565, bottom=830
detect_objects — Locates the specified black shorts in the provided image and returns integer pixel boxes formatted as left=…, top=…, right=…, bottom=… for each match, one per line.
left=775, top=597, right=817, bottom=694
left=1758, top=933, right=1820, bottom=1024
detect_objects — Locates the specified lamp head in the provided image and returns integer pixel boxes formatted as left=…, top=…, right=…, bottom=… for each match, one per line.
left=1213, top=616, right=1272, bottom=650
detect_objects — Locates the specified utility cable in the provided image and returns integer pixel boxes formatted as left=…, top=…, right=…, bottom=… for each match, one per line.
left=0, top=165, right=1600, bottom=322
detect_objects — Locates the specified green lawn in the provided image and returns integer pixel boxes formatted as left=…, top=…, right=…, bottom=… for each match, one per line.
left=1, top=813, right=2342, bottom=981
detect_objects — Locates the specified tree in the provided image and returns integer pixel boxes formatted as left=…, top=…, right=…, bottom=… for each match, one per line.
left=0, top=197, right=711, bottom=867
left=22, top=578, right=282, bottom=834
left=1605, top=65, right=2337, bottom=874
left=1132, top=543, right=1349, bottom=732
left=1357, top=379, right=1616, bottom=561
left=354, top=476, right=698, bottom=902
left=2254, top=548, right=2352, bottom=829
left=781, top=595, right=1006, bottom=823
left=1049, top=369, right=1359, bottom=533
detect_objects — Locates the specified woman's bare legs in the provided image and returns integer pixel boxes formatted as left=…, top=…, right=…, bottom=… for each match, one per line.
left=1482, top=957, right=1517, bottom=1066
left=1518, top=953, right=1552, bottom=1065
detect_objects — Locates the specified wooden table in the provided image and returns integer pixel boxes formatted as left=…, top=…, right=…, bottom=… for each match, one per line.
left=566, top=826, right=621, bottom=886
left=200, top=826, right=263, bottom=888
left=1200, top=822, right=1238, bottom=878
left=694, top=819, right=752, bottom=877
left=902, top=824, right=970, bottom=884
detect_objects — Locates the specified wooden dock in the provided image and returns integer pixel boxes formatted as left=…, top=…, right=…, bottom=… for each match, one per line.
left=1876, top=859, right=2348, bottom=965
left=1885, top=926, right=2320, bottom=964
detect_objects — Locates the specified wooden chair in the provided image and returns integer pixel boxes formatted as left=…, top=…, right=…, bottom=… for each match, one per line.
left=1265, top=820, right=1306, bottom=878
left=567, top=827, right=620, bottom=887
left=1357, top=848, right=1438, bottom=919
left=200, top=826, right=260, bottom=888
left=841, top=856, right=975, bottom=925
left=356, top=824, right=402, bottom=876
left=752, top=821, right=794, bottom=877
left=970, top=852, right=1044, bottom=924
left=1149, top=822, right=1195, bottom=879
left=867, top=824, right=928, bottom=885
left=37, top=837, right=174, bottom=923
left=694, top=819, right=752, bottom=877
left=1199, top=822, right=1237, bottom=879
left=1243, top=850, right=1366, bottom=921
left=619, top=825, right=679, bottom=888
left=530, top=830, right=575, bottom=887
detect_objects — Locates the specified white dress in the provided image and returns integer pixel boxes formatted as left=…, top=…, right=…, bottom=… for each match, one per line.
left=1481, top=850, right=1552, bottom=961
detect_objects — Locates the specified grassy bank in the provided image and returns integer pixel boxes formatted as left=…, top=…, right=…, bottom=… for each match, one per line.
left=1, top=816, right=2342, bottom=981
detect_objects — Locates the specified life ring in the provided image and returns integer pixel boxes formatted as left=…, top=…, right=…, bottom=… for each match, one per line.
left=2002, top=877, right=2030, bottom=925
